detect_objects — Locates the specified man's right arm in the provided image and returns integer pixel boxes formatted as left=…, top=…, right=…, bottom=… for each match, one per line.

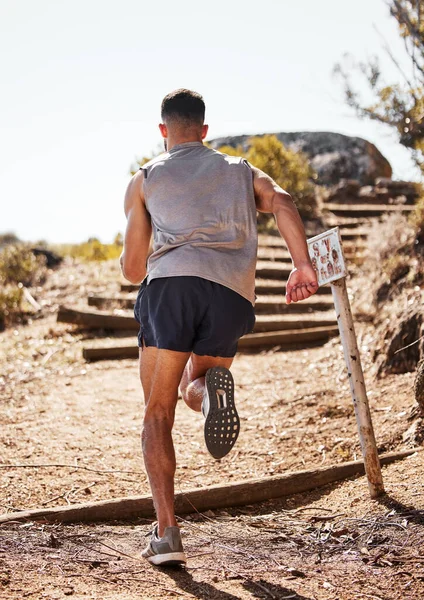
left=120, top=170, right=152, bottom=284
left=252, top=166, right=318, bottom=304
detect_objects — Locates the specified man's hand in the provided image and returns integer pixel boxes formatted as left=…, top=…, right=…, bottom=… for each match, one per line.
left=286, top=263, right=318, bottom=304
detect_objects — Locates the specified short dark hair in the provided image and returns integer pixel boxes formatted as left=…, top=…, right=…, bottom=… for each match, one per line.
left=161, top=89, right=205, bottom=126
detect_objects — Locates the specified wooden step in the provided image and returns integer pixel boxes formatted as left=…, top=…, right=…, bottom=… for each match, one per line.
left=258, top=234, right=366, bottom=252
left=325, top=217, right=373, bottom=229
left=82, top=325, right=340, bottom=361
left=58, top=305, right=139, bottom=331
left=254, top=314, right=336, bottom=332
left=255, top=279, right=331, bottom=295
left=87, top=292, right=335, bottom=313
left=255, top=294, right=335, bottom=313
left=256, top=261, right=292, bottom=279
left=256, top=247, right=362, bottom=262
left=325, top=203, right=416, bottom=218
left=120, top=279, right=333, bottom=295
left=58, top=305, right=336, bottom=333
left=337, top=228, right=371, bottom=240
left=88, top=295, right=135, bottom=309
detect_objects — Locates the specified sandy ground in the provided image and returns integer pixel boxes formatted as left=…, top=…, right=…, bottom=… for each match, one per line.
left=0, top=258, right=423, bottom=599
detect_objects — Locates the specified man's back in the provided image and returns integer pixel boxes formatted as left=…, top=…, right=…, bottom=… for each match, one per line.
left=142, top=141, right=258, bottom=304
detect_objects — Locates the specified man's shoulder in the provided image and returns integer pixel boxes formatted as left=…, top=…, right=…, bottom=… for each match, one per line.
left=140, top=152, right=170, bottom=171
left=210, top=148, right=249, bottom=166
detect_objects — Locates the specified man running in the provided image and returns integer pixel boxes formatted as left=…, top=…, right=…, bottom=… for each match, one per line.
left=120, top=89, right=318, bottom=566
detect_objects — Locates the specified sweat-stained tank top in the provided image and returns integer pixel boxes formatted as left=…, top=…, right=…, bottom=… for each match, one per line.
left=141, top=141, right=258, bottom=305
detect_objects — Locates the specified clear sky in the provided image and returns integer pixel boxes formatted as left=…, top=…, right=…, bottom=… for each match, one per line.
left=1, top=0, right=420, bottom=243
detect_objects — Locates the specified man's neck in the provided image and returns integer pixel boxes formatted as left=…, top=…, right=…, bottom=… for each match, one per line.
left=166, top=136, right=203, bottom=152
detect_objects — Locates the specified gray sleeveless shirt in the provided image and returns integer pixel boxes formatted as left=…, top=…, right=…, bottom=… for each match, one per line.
left=141, top=142, right=258, bottom=305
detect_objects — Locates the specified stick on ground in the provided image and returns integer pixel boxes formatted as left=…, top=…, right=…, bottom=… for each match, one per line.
left=0, top=449, right=419, bottom=525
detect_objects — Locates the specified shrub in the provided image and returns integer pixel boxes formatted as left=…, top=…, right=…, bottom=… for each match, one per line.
left=0, top=286, right=23, bottom=331
left=55, top=238, right=123, bottom=262
left=218, top=135, right=319, bottom=230
left=409, top=190, right=424, bottom=250
left=0, top=245, right=46, bottom=287
left=0, top=232, right=20, bottom=247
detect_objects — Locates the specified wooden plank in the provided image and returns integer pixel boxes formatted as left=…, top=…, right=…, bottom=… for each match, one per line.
left=0, top=449, right=418, bottom=525
left=87, top=293, right=335, bottom=313
left=83, top=345, right=139, bottom=361
left=256, top=263, right=292, bottom=279
left=82, top=326, right=339, bottom=361
left=121, top=280, right=334, bottom=295
left=238, top=325, right=339, bottom=348
left=57, top=305, right=139, bottom=331
left=326, top=203, right=416, bottom=212
left=254, top=315, right=336, bottom=332
left=255, top=296, right=335, bottom=314
left=325, top=204, right=415, bottom=218
left=258, top=234, right=366, bottom=250
left=257, top=248, right=361, bottom=263
left=58, top=306, right=337, bottom=333
left=88, top=295, right=134, bottom=309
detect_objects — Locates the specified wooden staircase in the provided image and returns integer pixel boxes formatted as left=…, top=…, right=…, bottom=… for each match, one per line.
left=57, top=195, right=416, bottom=361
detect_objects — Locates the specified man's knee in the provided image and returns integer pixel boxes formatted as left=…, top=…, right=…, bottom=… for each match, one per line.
left=143, top=402, right=175, bottom=427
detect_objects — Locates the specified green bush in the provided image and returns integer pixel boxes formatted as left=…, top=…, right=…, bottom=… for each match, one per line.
left=0, top=286, right=23, bottom=330
left=409, top=190, right=424, bottom=248
left=56, top=238, right=123, bottom=262
left=0, top=245, right=46, bottom=287
left=218, top=135, right=319, bottom=230
left=0, top=232, right=20, bottom=247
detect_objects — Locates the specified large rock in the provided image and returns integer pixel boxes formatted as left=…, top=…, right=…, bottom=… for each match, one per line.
left=209, top=131, right=392, bottom=186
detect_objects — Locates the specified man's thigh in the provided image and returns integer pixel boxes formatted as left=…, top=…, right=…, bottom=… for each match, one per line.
left=139, top=347, right=191, bottom=410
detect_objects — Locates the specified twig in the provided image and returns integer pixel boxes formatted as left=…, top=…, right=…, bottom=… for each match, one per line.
left=66, top=572, right=131, bottom=589
left=22, top=287, right=42, bottom=312
left=394, top=335, right=424, bottom=354
left=225, top=566, right=277, bottom=599
left=0, top=463, right=146, bottom=476
left=310, top=513, right=345, bottom=521
left=41, top=482, right=98, bottom=506
left=41, top=349, right=59, bottom=366
left=95, top=540, right=143, bottom=562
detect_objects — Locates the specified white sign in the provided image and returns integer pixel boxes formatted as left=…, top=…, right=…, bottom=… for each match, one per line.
left=307, top=227, right=347, bottom=287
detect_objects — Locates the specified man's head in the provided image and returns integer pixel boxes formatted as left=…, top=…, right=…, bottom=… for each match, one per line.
left=159, top=89, right=208, bottom=148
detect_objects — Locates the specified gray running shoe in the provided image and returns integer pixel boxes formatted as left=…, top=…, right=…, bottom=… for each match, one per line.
left=202, top=366, right=240, bottom=459
left=142, top=525, right=186, bottom=566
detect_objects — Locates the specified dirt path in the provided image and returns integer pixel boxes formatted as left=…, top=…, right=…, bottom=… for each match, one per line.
left=1, top=260, right=423, bottom=599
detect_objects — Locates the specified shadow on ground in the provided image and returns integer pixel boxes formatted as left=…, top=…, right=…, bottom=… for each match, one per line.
left=163, top=568, right=314, bottom=600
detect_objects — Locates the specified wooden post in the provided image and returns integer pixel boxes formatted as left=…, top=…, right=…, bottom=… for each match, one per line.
left=331, top=278, right=384, bottom=497
left=307, top=227, right=384, bottom=498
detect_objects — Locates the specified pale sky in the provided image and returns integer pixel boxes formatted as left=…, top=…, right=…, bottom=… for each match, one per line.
left=1, top=0, right=420, bottom=243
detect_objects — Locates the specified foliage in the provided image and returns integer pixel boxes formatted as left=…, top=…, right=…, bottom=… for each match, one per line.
left=0, top=244, right=45, bottom=329
left=55, top=237, right=123, bottom=262
left=334, top=0, right=424, bottom=174
left=218, top=135, right=318, bottom=227
left=0, top=286, right=23, bottom=330
left=244, top=135, right=315, bottom=204
left=0, top=232, right=20, bottom=247
left=114, top=232, right=124, bottom=247
left=409, top=188, right=424, bottom=245
left=0, top=245, right=46, bottom=287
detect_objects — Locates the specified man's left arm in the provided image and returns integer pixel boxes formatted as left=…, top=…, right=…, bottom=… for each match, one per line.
left=120, top=170, right=152, bottom=284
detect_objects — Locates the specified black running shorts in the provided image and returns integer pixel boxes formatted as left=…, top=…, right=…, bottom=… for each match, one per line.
left=133, top=276, right=255, bottom=357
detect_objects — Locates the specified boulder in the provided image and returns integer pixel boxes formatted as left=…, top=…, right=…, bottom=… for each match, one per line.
left=209, top=131, right=392, bottom=186
left=31, top=247, right=63, bottom=268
